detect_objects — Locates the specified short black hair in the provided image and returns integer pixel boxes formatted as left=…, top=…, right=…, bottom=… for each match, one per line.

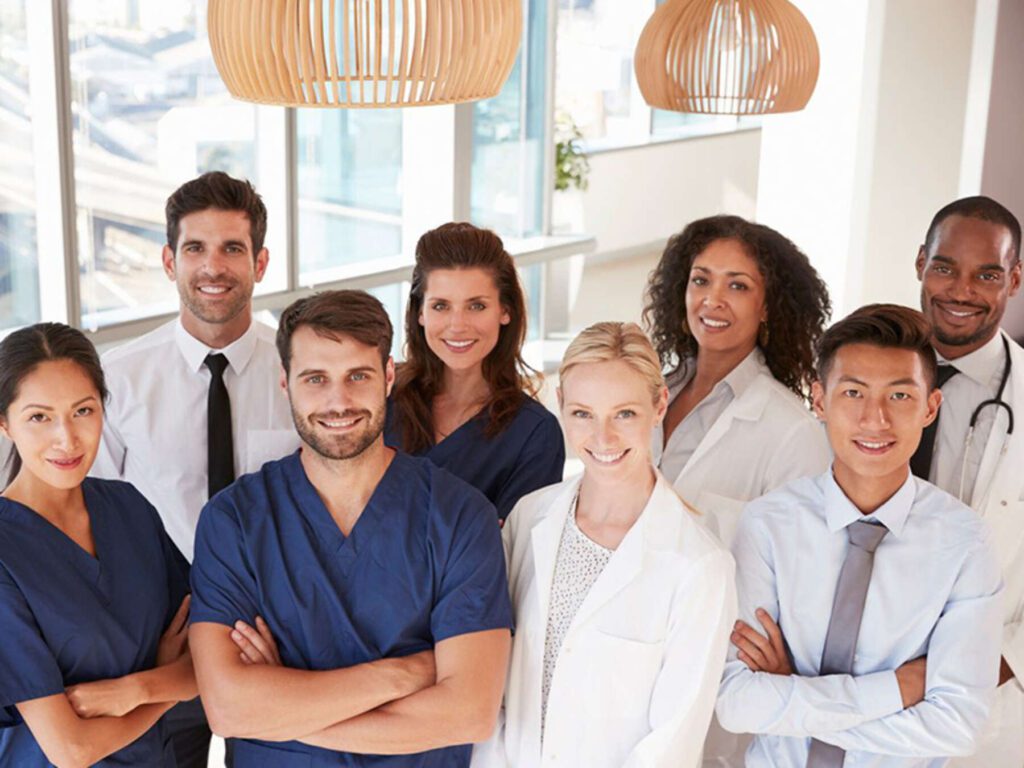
left=816, top=304, right=938, bottom=391
left=276, top=290, right=393, bottom=376
left=923, top=196, right=1021, bottom=264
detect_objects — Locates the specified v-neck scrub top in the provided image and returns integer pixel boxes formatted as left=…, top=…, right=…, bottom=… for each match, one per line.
left=385, top=395, right=565, bottom=521
left=0, top=479, right=190, bottom=767
left=189, top=450, right=513, bottom=767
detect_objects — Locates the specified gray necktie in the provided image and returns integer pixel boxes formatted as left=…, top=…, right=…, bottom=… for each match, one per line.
left=806, top=520, right=889, bottom=768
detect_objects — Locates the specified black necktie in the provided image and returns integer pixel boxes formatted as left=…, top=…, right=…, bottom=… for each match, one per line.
left=205, top=353, right=235, bottom=498
left=910, top=364, right=959, bottom=480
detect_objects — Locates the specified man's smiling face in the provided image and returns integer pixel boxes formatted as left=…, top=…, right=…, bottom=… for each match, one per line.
left=916, top=214, right=1021, bottom=359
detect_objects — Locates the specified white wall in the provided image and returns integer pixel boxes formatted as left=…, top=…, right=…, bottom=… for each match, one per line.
left=580, top=130, right=761, bottom=257
left=758, top=0, right=983, bottom=318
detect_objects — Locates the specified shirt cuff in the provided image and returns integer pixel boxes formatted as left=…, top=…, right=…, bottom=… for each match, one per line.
left=855, top=670, right=904, bottom=721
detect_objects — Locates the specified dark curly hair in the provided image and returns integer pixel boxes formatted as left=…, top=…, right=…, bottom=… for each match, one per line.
left=642, top=215, right=831, bottom=398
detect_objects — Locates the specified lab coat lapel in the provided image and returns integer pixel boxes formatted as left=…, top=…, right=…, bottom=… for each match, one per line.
left=529, top=477, right=581, bottom=622
left=563, top=476, right=673, bottom=635
left=676, top=377, right=771, bottom=485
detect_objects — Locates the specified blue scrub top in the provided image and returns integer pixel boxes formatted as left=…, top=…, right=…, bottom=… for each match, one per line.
left=0, top=479, right=190, bottom=767
left=385, top=395, right=565, bottom=521
left=190, top=450, right=513, bottom=768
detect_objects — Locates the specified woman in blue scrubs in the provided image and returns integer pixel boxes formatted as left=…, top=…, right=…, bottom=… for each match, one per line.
left=0, top=323, right=194, bottom=767
left=387, top=223, right=565, bottom=520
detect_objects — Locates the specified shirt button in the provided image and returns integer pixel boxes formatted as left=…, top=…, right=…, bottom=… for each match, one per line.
left=1001, top=500, right=1008, bottom=507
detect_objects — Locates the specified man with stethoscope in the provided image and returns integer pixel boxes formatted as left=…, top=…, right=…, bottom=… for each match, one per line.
left=915, top=195, right=1024, bottom=767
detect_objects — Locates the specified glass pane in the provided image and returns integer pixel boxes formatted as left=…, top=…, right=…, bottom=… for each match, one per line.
left=68, top=0, right=279, bottom=329
left=521, top=264, right=543, bottom=343
left=297, top=110, right=403, bottom=280
left=471, top=0, right=548, bottom=238
left=556, top=0, right=651, bottom=147
left=0, top=1, right=40, bottom=331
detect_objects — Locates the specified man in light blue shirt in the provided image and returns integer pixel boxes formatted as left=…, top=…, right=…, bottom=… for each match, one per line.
left=717, top=304, right=1004, bottom=767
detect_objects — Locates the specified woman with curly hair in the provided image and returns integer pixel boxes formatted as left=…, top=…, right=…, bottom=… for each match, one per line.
left=644, top=215, right=831, bottom=545
left=386, top=222, right=565, bottom=521
left=644, top=215, right=831, bottom=767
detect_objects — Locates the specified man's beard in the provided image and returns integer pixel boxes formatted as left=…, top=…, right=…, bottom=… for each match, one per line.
left=179, top=276, right=249, bottom=324
left=291, top=405, right=386, bottom=461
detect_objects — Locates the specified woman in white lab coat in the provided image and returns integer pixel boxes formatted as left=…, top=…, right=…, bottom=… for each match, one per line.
left=472, top=322, right=736, bottom=768
left=643, top=215, right=833, bottom=549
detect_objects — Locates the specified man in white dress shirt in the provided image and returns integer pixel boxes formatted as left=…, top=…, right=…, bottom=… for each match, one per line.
left=914, top=196, right=1024, bottom=767
left=93, top=171, right=296, bottom=767
left=717, top=304, right=1003, bottom=767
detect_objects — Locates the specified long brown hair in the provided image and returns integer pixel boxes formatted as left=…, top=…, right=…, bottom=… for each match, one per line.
left=392, top=222, right=537, bottom=453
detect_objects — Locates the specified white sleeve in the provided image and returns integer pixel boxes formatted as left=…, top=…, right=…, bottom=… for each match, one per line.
left=716, top=509, right=905, bottom=737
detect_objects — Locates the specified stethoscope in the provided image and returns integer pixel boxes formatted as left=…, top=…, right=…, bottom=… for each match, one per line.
left=957, top=335, right=1015, bottom=500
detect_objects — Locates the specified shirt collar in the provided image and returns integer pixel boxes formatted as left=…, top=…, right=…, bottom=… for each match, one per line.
left=174, top=318, right=259, bottom=376
left=823, top=467, right=915, bottom=538
left=937, top=331, right=1006, bottom=389
left=669, top=347, right=766, bottom=398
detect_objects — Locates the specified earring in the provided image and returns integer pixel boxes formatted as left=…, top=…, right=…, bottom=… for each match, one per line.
left=758, top=321, right=770, bottom=347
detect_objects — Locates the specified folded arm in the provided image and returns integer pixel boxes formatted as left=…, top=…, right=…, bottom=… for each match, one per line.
left=17, top=693, right=172, bottom=768
left=815, top=540, right=1004, bottom=757
left=190, top=622, right=434, bottom=741
left=300, top=628, right=511, bottom=754
left=715, top=513, right=904, bottom=737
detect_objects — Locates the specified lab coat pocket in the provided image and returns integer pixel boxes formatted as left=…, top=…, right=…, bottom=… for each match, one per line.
left=581, top=629, right=665, bottom=720
left=694, top=490, right=749, bottom=547
left=244, top=428, right=301, bottom=473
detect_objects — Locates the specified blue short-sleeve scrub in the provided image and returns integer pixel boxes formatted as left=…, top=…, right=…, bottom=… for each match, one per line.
left=190, top=450, right=513, bottom=768
left=385, top=395, right=565, bottom=521
left=0, top=479, right=190, bottom=767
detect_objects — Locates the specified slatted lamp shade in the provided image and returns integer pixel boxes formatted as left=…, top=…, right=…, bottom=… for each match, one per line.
left=207, top=0, right=523, bottom=108
left=634, top=0, right=819, bottom=115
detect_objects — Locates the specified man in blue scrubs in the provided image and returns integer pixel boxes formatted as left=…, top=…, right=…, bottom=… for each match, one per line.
left=189, top=290, right=513, bottom=767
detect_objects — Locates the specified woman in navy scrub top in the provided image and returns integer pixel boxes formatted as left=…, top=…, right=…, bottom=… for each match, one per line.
left=387, top=223, right=565, bottom=520
left=0, top=323, right=194, bottom=767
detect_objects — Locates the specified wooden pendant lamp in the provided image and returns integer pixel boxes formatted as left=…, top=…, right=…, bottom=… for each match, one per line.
left=634, top=0, right=819, bottom=115
left=207, top=0, right=523, bottom=108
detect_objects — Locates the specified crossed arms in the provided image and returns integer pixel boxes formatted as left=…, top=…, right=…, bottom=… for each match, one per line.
left=16, top=597, right=197, bottom=768
left=191, top=618, right=511, bottom=754
left=715, top=516, right=1005, bottom=758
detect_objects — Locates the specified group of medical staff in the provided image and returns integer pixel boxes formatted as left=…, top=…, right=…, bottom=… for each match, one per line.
left=0, top=170, right=1022, bottom=768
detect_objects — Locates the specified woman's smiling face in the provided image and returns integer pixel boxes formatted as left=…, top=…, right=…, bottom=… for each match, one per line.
left=419, top=267, right=511, bottom=375
left=0, top=360, right=104, bottom=491
left=685, top=238, right=767, bottom=356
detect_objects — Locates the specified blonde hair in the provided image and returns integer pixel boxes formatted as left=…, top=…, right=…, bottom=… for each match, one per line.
left=559, top=322, right=665, bottom=403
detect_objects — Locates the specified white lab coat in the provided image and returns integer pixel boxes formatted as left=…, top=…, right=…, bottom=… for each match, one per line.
left=951, top=331, right=1024, bottom=767
left=472, top=471, right=737, bottom=768
left=653, top=360, right=830, bottom=545
left=652, top=359, right=830, bottom=767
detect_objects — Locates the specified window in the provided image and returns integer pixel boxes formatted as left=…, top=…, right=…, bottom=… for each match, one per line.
left=12, top=0, right=597, bottom=348
left=556, top=0, right=652, bottom=148
left=297, top=111, right=403, bottom=281
left=471, top=0, right=550, bottom=238
left=0, top=1, right=40, bottom=331
left=68, top=0, right=286, bottom=329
